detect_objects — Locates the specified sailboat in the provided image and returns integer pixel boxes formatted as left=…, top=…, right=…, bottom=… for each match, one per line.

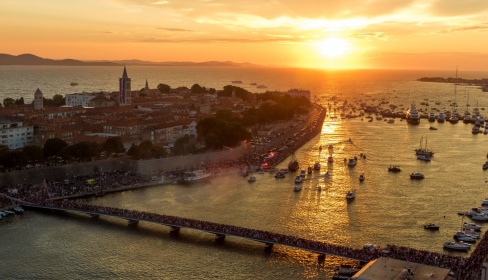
left=448, top=67, right=460, bottom=124
left=415, top=135, right=434, bottom=157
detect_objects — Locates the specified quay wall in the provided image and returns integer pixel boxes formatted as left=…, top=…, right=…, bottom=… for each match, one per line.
left=0, top=144, right=248, bottom=186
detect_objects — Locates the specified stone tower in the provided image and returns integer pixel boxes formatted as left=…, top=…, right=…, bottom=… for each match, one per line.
left=33, top=88, right=43, bottom=110
left=119, top=65, right=131, bottom=105
left=144, top=79, right=150, bottom=96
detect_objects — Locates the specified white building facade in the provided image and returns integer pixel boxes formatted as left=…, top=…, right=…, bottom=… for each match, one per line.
left=65, top=93, right=97, bottom=107
left=0, top=120, right=34, bottom=149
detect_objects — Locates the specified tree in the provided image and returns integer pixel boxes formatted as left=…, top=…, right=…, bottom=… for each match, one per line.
left=191, top=84, right=205, bottom=93
left=157, top=83, right=171, bottom=93
left=43, top=138, right=68, bottom=159
left=0, top=151, right=28, bottom=168
left=66, top=141, right=101, bottom=160
left=3, top=98, right=15, bottom=107
left=23, top=145, right=44, bottom=162
left=204, top=133, right=221, bottom=150
left=52, top=94, right=65, bottom=106
left=172, top=135, right=196, bottom=155
left=15, top=97, right=24, bottom=105
left=103, top=137, right=125, bottom=155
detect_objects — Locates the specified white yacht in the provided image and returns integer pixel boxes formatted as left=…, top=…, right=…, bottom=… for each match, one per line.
left=294, top=176, right=303, bottom=184
left=453, top=231, right=477, bottom=243
left=443, top=241, right=471, bottom=251
left=178, top=169, right=211, bottom=184
left=406, top=104, right=420, bottom=124
left=293, top=185, right=302, bottom=192
left=437, top=112, right=446, bottom=123
left=463, top=222, right=482, bottom=231
left=428, top=112, right=436, bottom=122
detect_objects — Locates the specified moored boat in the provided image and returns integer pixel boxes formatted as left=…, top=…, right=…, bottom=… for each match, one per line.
left=178, top=169, right=211, bottom=184
left=388, top=165, right=401, bottom=172
left=406, top=104, right=420, bottom=124
left=293, top=185, right=302, bottom=192
left=247, top=176, right=256, bottom=183
left=346, top=189, right=356, bottom=200
left=294, top=176, right=303, bottom=184
left=410, top=172, right=424, bottom=179
left=423, top=223, right=439, bottom=230
left=443, top=241, right=471, bottom=251
left=359, top=173, right=365, bottom=182
left=313, top=161, right=321, bottom=170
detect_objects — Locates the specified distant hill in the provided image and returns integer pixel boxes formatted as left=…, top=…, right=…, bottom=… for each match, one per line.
left=0, top=53, right=257, bottom=67
left=0, top=54, right=120, bottom=66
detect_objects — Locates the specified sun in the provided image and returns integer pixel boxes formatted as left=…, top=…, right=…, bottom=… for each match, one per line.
left=317, top=37, right=351, bottom=58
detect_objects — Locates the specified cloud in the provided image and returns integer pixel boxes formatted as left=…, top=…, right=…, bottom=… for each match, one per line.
left=157, top=27, right=194, bottom=32
left=437, top=23, right=488, bottom=34
left=429, top=0, right=488, bottom=16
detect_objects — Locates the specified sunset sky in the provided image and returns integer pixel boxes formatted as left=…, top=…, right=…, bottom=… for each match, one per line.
left=2, top=0, right=488, bottom=70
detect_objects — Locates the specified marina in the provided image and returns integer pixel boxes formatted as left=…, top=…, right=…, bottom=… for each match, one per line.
left=2, top=68, right=488, bottom=279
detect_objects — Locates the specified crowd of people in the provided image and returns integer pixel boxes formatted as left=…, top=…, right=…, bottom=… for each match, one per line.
left=5, top=195, right=487, bottom=279
left=3, top=103, right=487, bottom=279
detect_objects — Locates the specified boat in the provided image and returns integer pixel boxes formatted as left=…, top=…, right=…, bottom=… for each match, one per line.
left=359, top=173, right=365, bottom=182
left=313, top=161, right=321, bottom=170
left=336, top=267, right=360, bottom=276
left=471, top=213, right=488, bottom=221
left=4, top=210, right=15, bottom=215
left=428, top=112, right=436, bottom=122
left=483, top=161, right=488, bottom=170
left=423, top=223, right=439, bottom=230
left=300, top=170, right=306, bottom=177
left=417, top=154, right=432, bottom=162
left=388, top=165, right=401, bottom=172
left=406, top=104, right=420, bottom=124
left=472, top=126, right=480, bottom=134
left=429, top=126, right=438, bottom=130
left=294, top=176, right=303, bottom=184
left=275, top=171, right=285, bottom=178
left=307, top=166, right=313, bottom=174
left=463, top=222, right=482, bottom=231
left=437, top=111, right=446, bottom=123
left=231, top=80, right=242, bottom=84
left=327, top=156, right=334, bottom=163
left=332, top=274, right=351, bottom=280
left=410, top=172, right=424, bottom=179
left=288, top=153, right=299, bottom=172
left=293, top=185, right=302, bottom=192
left=415, top=135, right=434, bottom=157
left=387, top=118, right=395, bottom=124
left=317, top=185, right=324, bottom=192
left=70, top=82, right=78, bottom=86
left=178, top=169, right=211, bottom=184
left=453, top=231, right=477, bottom=243
left=346, top=189, right=356, bottom=200
left=347, top=157, right=357, bottom=167
left=247, top=176, right=256, bottom=183
left=443, top=241, right=471, bottom=251
left=324, top=171, right=331, bottom=178
left=13, top=206, right=24, bottom=214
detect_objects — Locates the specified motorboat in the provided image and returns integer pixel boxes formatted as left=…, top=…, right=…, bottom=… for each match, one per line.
left=327, top=156, right=334, bottom=163
left=278, top=168, right=289, bottom=174
left=307, top=166, right=313, bottom=174
left=423, top=223, right=439, bottom=230
left=293, top=185, right=302, bottom=192
left=387, top=119, right=395, bottom=124
left=13, top=207, right=24, bottom=214
left=453, top=231, right=477, bottom=243
left=288, top=159, right=299, bottom=172
left=410, top=172, right=424, bottom=179
left=482, top=198, right=488, bottom=206
left=313, top=161, right=321, bottom=170
left=347, top=157, right=357, bottom=167
left=70, top=82, right=78, bottom=86
left=336, top=267, right=360, bottom=276
left=324, top=171, right=331, bottom=178
left=317, top=185, right=323, bottom=192
left=275, top=172, right=285, bottom=179
left=437, top=111, right=446, bottom=123
left=299, top=170, right=306, bottom=177
left=428, top=112, right=436, bottom=122
left=483, top=162, right=488, bottom=170
left=294, top=176, right=303, bottom=184
left=359, top=173, right=365, bottom=182
left=388, top=165, right=401, bottom=172
left=463, top=222, right=482, bottom=231
left=429, top=126, right=438, bottom=130
left=332, top=274, right=351, bottom=280
left=346, top=189, right=356, bottom=200
left=178, top=169, right=211, bottom=184
left=443, top=241, right=471, bottom=251
left=471, top=213, right=488, bottom=221
left=406, top=104, right=420, bottom=124
left=247, top=176, right=256, bottom=183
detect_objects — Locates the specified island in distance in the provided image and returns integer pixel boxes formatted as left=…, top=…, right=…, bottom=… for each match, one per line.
left=0, top=53, right=257, bottom=67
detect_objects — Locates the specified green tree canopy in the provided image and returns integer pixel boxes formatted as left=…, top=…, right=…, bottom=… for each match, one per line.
left=43, top=138, right=68, bottom=158
left=23, top=145, right=44, bottom=162
left=191, top=84, right=206, bottom=93
left=3, top=98, right=15, bottom=107
left=103, top=137, right=125, bottom=155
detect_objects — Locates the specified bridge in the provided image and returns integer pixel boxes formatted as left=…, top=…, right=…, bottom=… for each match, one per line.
left=4, top=195, right=374, bottom=263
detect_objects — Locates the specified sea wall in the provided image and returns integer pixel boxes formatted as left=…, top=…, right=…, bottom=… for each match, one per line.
left=0, top=144, right=249, bottom=186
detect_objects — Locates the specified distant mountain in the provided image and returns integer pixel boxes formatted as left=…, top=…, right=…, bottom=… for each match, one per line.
left=0, top=53, right=257, bottom=67
left=0, top=54, right=120, bottom=66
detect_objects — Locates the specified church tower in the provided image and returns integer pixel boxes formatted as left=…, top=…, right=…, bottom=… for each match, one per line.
left=33, top=88, right=44, bottom=110
left=144, top=79, right=150, bottom=96
left=119, top=65, right=131, bottom=105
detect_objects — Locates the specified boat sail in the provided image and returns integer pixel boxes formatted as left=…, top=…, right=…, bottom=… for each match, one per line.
left=288, top=152, right=299, bottom=172
left=415, top=135, right=434, bottom=157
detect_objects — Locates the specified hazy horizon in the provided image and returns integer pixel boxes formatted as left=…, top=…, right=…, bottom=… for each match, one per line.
left=2, top=0, right=488, bottom=71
